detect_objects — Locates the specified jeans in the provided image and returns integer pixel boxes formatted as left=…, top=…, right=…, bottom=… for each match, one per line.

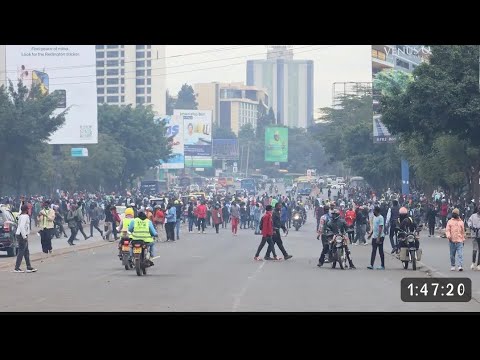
left=68, top=226, right=78, bottom=244
left=428, top=222, right=435, bottom=235
left=77, top=221, right=88, bottom=240
left=40, top=228, right=53, bottom=253
left=255, top=236, right=276, bottom=258
left=175, top=220, right=181, bottom=239
left=449, top=241, right=464, bottom=267
left=254, top=219, right=260, bottom=234
left=104, top=221, right=117, bottom=240
left=214, top=224, right=220, bottom=233
left=197, top=218, right=206, bottom=232
left=147, top=242, right=155, bottom=258
left=389, top=224, right=398, bottom=249
left=347, top=229, right=355, bottom=243
left=266, top=231, right=288, bottom=258
left=188, top=217, right=196, bottom=232
left=442, top=216, right=447, bottom=229
left=370, top=237, right=385, bottom=267
left=90, top=219, right=103, bottom=237
left=165, top=222, right=175, bottom=241
left=316, top=217, right=321, bottom=232
left=15, top=235, right=32, bottom=270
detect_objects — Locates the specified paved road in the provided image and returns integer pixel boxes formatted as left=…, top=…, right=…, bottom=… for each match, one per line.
left=0, top=208, right=479, bottom=311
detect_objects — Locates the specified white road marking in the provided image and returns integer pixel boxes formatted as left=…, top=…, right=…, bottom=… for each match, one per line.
left=152, top=256, right=161, bottom=260
left=232, top=261, right=265, bottom=312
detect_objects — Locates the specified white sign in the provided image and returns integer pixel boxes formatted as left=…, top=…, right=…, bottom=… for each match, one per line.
left=5, top=45, right=98, bottom=144
left=233, top=166, right=238, bottom=173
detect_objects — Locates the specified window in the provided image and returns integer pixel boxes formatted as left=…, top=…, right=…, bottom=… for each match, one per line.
left=121, top=69, right=125, bottom=75
left=136, top=60, right=145, bottom=67
left=147, top=78, right=151, bottom=85
left=396, top=58, right=410, bottom=70
left=137, top=52, right=145, bottom=59
left=107, top=87, right=118, bottom=94
left=121, top=51, right=125, bottom=57
left=95, top=45, right=104, bottom=49
left=107, top=51, right=119, bottom=58
left=371, top=49, right=386, bottom=61
left=147, top=87, right=151, bottom=94
left=136, top=45, right=145, bottom=50
left=136, top=70, right=145, bottom=77
left=147, top=60, right=151, bottom=67
left=147, top=96, right=151, bottom=103
left=121, top=96, right=125, bottom=102
left=107, top=45, right=118, bottom=49
left=107, top=78, right=119, bottom=85
left=136, top=78, right=145, bottom=85
left=147, top=45, right=151, bottom=49
left=136, top=87, right=145, bottom=94
left=121, top=60, right=125, bottom=66
left=96, top=69, right=104, bottom=76
left=97, top=96, right=104, bottom=103
left=107, top=96, right=119, bottom=102
left=106, top=68, right=119, bottom=76
left=136, top=97, right=144, bottom=105
left=96, top=51, right=104, bottom=59
left=121, top=87, right=124, bottom=93
left=97, top=88, right=104, bottom=94
left=121, top=78, right=124, bottom=84
left=147, top=51, right=151, bottom=58
left=96, top=78, right=104, bottom=85
left=147, top=69, right=151, bottom=76
left=107, top=60, right=119, bottom=67
left=96, top=60, right=104, bottom=67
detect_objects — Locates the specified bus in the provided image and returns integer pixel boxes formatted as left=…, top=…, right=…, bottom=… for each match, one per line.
left=240, top=178, right=256, bottom=194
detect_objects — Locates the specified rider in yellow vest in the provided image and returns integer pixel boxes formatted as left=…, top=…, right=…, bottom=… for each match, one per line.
left=128, top=209, right=158, bottom=265
left=117, top=207, right=135, bottom=258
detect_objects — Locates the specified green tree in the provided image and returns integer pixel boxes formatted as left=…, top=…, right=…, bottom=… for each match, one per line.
left=174, top=84, right=198, bottom=110
left=213, top=124, right=237, bottom=139
left=0, top=81, right=67, bottom=194
left=380, top=45, right=480, bottom=201
left=166, top=89, right=176, bottom=115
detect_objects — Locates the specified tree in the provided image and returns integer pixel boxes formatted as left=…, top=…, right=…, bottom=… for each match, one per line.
left=174, top=84, right=198, bottom=110
left=0, top=81, right=67, bottom=194
left=380, top=45, right=480, bottom=201
left=213, top=124, right=237, bottom=139
left=166, top=89, right=176, bottom=115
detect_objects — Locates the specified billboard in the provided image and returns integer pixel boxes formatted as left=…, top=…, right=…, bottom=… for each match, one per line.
left=174, top=110, right=212, bottom=168
left=5, top=45, right=98, bottom=144
left=158, top=115, right=184, bottom=169
left=265, top=127, right=288, bottom=162
left=212, top=139, right=239, bottom=160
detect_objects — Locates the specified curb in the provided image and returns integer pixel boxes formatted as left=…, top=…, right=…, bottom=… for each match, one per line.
left=0, top=240, right=116, bottom=270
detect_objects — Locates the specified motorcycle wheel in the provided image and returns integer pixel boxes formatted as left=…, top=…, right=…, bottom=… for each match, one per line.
left=410, top=250, right=417, bottom=271
left=295, top=225, right=299, bottom=231
left=135, top=258, right=142, bottom=276
left=402, top=260, right=409, bottom=270
left=338, top=250, right=344, bottom=270
left=122, top=254, right=129, bottom=270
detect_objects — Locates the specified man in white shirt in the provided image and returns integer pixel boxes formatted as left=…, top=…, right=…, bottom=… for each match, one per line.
left=14, top=205, right=37, bottom=273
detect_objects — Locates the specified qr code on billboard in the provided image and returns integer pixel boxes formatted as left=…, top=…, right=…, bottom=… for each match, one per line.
left=80, top=125, right=92, bottom=139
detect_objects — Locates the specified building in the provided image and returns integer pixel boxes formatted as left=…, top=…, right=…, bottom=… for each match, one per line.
left=194, top=82, right=269, bottom=135
left=246, top=46, right=314, bottom=128
left=95, top=45, right=166, bottom=115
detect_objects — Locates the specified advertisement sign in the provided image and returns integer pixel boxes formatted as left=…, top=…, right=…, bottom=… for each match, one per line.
left=174, top=110, right=212, bottom=168
left=265, top=127, right=288, bottom=162
left=158, top=115, right=184, bottom=169
left=5, top=45, right=98, bottom=144
left=71, top=148, right=88, bottom=157
left=212, top=139, right=239, bottom=160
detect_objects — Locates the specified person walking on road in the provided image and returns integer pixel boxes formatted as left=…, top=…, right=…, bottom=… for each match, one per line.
left=67, top=204, right=79, bottom=246
left=14, top=205, right=37, bottom=273
left=75, top=202, right=89, bottom=240
left=211, top=204, right=223, bottom=234
left=254, top=205, right=276, bottom=261
left=253, top=203, right=262, bottom=234
left=265, top=202, right=293, bottom=260
left=446, top=208, right=465, bottom=271
left=187, top=202, right=196, bottom=233
left=165, top=203, right=176, bottom=241
left=230, top=201, right=240, bottom=236
left=222, top=202, right=230, bottom=229
left=37, top=200, right=55, bottom=254
left=89, top=203, right=104, bottom=238
left=317, top=205, right=332, bottom=267
left=426, top=203, right=437, bottom=237
left=467, top=207, right=480, bottom=270
left=367, top=206, right=385, bottom=270
left=196, top=201, right=207, bottom=234
left=386, top=200, right=400, bottom=250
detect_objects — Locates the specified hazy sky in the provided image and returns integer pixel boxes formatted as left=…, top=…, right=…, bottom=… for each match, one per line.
left=166, top=45, right=372, bottom=113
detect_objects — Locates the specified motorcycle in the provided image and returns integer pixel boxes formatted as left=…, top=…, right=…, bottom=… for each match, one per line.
left=292, top=212, right=303, bottom=231
left=119, top=237, right=134, bottom=270
left=328, top=233, right=349, bottom=270
left=396, top=225, right=423, bottom=270
left=131, top=239, right=152, bottom=276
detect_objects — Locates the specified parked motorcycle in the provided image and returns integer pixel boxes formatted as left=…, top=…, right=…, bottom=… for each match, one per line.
left=396, top=224, right=423, bottom=270
left=292, top=212, right=303, bottom=231
left=119, top=237, right=134, bottom=270
left=131, top=239, right=152, bottom=276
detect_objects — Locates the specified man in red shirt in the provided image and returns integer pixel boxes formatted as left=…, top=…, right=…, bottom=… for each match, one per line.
left=345, top=205, right=356, bottom=244
left=196, top=201, right=208, bottom=234
left=441, top=201, right=448, bottom=229
left=254, top=205, right=276, bottom=261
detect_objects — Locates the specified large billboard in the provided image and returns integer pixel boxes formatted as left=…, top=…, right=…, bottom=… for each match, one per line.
left=5, top=45, right=98, bottom=144
left=174, top=110, right=212, bottom=168
left=212, top=139, right=239, bottom=160
left=265, top=127, right=288, bottom=162
left=158, top=115, right=184, bottom=169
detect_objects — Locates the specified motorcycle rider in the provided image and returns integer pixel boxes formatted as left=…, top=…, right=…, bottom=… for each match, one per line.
left=393, top=206, right=419, bottom=254
left=386, top=199, right=400, bottom=252
left=117, top=207, right=135, bottom=259
left=322, top=208, right=356, bottom=269
left=128, top=209, right=158, bottom=266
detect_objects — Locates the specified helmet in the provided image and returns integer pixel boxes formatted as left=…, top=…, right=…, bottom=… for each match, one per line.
left=125, top=208, right=134, bottom=217
left=146, top=206, right=153, bottom=211
left=331, top=208, right=340, bottom=219
left=399, top=207, right=408, bottom=215
left=174, top=200, right=179, bottom=204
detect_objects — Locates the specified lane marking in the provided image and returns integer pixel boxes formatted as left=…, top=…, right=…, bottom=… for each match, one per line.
left=232, top=261, right=265, bottom=312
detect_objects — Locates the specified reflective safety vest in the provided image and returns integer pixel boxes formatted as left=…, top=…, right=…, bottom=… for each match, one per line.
left=131, top=218, right=154, bottom=243
left=121, top=218, right=133, bottom=232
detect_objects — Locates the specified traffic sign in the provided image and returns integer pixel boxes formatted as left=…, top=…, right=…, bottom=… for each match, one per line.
left=71, top=148, right=88, bottom=157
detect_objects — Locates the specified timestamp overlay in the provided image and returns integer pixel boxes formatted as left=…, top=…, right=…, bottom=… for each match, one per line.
left=401, top=278, right=472, bottom=302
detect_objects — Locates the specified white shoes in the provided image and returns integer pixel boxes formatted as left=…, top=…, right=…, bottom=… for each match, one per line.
left=477, top=265, right=480, bottom=271
left=450, top=266, right=456, bottom=271
left=471, top=263, right=476, bottom=270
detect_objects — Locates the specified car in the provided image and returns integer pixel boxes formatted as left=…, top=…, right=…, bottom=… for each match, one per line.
left=0, top=206, right=18, bottom=257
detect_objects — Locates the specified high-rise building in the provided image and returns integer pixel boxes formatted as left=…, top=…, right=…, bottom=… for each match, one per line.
left=95, top=45, right=166, bottom=115
left=246, top=46, right=313, bottom=128
left=194, top=82, right=268, bottom=135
